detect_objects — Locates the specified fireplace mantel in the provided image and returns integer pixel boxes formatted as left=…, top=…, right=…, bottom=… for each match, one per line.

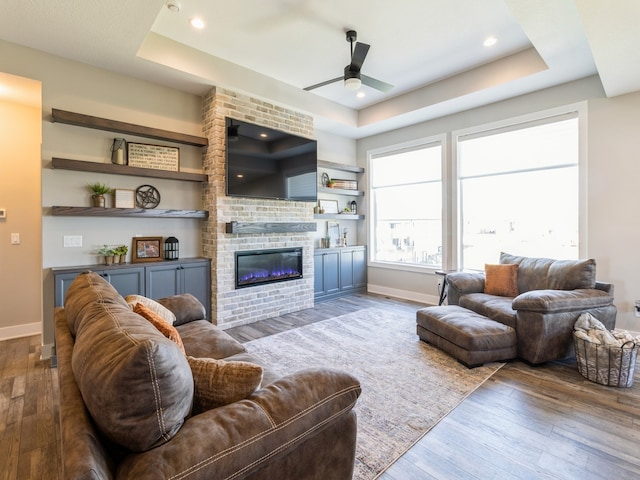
left=225, top=221, right=317, bottom=234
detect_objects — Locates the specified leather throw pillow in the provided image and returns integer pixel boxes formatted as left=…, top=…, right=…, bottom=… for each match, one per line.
left=484, top=263, right=519, bottom=297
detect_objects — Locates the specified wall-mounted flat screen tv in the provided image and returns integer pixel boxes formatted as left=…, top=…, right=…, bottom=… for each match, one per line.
left=225, top=117, right=317, bottom=201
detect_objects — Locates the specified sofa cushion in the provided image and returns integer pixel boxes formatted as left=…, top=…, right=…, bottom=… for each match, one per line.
left=64, top=270, right=129, bottom=336
left=459, top=293, right=517, bottom=329
left=68, top=272, right=193, bottom=452
left=500, top=252, right=555, bottom=292
left=484, top=264, right=519, bottom=297
left=176, top=320, right=247, bottom=359
left=126, top=294, right=176, bottom=325
left=134, top=302, right=185, bottom=354
left=547, top=259, right=596, bottom=290
left=157, top=294, right=207, bottom=326
left=187, top=356, right=263, bottom=413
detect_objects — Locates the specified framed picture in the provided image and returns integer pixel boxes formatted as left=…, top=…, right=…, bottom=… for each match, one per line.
left=127, top=142, right=180, bottom=172
left=319, top=199, right=339, bottom=214
left=114, top=189, right=135, bottom=208
left=327, top=222, right=340, bottom=248
left=131, top=237, right=163, bottom=263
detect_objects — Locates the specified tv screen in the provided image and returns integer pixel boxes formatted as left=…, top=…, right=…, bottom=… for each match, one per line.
left=225, top=117, right=317, bottom=201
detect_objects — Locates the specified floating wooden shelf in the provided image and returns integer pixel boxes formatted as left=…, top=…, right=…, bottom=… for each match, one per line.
left=314, top=213, right=364, bottom=220
left=317, top=160, right=364, bottom=174
left=51, top=157, right=208, bottom=182
left=225, top=221, right=317, bottom=234
left=318, top=186, right=364, bottom=197
left=51, top=109, right=208, bottom=147
left=52, top=206, right=208, bottom=219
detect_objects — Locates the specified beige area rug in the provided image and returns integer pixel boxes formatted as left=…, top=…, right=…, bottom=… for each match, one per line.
left=244, top=307, right=503, bottom=479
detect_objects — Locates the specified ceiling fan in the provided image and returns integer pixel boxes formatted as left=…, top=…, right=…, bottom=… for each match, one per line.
left=304, top=30, right=394, bottom=93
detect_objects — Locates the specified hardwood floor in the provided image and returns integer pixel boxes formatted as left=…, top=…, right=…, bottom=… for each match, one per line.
left=0, top=334, right=61, bottom=480
left=1, top=293, right=639, bottom=479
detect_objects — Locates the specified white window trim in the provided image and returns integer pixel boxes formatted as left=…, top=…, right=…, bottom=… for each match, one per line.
left=451, top=102, right=588, bottom=268
left=366, top=134, right=447, bottom=272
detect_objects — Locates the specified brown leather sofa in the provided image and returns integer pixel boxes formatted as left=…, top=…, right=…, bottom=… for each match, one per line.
left=55, top=271, right=361, bottom=479
left=445, top=252, right=617, bottom=364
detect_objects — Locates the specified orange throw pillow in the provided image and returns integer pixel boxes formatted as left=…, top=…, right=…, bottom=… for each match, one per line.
left=484, top=264, right=519, bottom=297
left=134, top=302, right=185, bottom=354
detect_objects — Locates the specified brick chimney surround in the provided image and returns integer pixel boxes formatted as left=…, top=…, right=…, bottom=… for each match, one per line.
left=202, top=87, right=316, bottom=329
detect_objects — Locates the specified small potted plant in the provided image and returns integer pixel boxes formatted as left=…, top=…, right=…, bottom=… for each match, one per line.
left=327, top=179, right=336, bottom=188
left=98, top=245, right=115, bottom=265
left=88, top=182, right=113, bottom=208
left=113, top=244, right=128, bottom=263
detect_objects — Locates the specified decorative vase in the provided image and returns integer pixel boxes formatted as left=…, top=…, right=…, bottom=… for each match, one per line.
left=120, top=254, right=126, bottom=263
left=92, top=194, right=105, bottom=208
left=104, top=255, right=113, bottom=265
left=113, top=255, right=120, bottom=264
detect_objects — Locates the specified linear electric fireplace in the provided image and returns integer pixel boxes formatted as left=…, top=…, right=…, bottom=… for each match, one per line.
left=235, top=247, right=303, bottom=289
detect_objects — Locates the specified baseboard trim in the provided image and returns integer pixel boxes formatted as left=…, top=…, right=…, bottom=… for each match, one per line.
left=367, top=284, right=437, bottom=306
left=0, top=322, right=41, bottom=342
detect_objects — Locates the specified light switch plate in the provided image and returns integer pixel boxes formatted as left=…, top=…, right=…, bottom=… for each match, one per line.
left=0, top=208, right=6, bottom=219
left=63, top=235, right=83, bottom=248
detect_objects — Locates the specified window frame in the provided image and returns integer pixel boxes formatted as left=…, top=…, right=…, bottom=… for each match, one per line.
left=367, top=134, right=447, bottom=273
left=450, top=102, right=588, bottom=270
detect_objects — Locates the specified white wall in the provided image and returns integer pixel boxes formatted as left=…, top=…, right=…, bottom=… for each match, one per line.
left=358, top=75, right=640, bottom=331
left=0, top=73, right=42, bottom=339
left=0, top=40, right=206, bottom=352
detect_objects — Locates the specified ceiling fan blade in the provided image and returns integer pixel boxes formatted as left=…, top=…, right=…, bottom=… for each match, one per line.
left=303, top=76, right=343, bottom=91
left=350, top=42, right=370, bottom=72
left=361, top=75, right=395, bottom=93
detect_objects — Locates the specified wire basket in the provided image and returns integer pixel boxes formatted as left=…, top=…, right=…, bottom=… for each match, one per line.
left=573, top=332, right=639, bottom=388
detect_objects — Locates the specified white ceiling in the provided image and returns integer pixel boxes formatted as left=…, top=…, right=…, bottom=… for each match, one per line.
left=1, top=0, right=639, bottom=138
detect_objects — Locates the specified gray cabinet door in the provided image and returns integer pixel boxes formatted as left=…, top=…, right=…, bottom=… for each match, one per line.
left=181, top=261, right=211, bottom=319
left=104, top=268, right=145, bottom=298
left=145, top=263, right=181, bottom=300
left=54, top=268, right=144, bottom=307
left=314, top=250, right=340, bottom=297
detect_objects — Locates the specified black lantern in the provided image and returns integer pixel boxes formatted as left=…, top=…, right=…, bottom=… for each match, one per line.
left=164, top=236, right=179, bottom=260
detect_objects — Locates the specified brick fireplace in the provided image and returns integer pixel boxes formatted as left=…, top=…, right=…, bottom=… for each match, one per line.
left=202, top=88, right=315, bottom=328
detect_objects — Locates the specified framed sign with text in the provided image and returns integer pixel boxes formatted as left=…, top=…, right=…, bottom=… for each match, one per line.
left=127, top=143, right=180, bottom=172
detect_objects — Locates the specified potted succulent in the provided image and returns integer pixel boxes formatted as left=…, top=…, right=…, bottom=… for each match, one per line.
left=327, top=179, right=336, bottom=188
left=88, top=182, right=113, bottom=208
left=113, top=244, right=128, bottom=263
left=98, top=244, right=115, bottom=265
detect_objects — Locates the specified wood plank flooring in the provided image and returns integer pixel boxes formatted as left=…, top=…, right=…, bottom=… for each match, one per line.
left=0, top=334, right=61, bottom=480
left=1, top=292, right=638, bottom=479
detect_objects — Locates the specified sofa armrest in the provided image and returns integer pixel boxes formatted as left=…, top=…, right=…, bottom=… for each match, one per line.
left=117, top=368, right=361, bottom=479
left=157, top=293, right=206, bottom=326
left=595, top=281, right=614, bottom=296
left=512, top=288, right=614, bottom=314
left=446, top=272, right=485, bottom=305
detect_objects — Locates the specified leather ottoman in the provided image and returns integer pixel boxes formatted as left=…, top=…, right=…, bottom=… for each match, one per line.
left=416, top=305, right=517, bottom=368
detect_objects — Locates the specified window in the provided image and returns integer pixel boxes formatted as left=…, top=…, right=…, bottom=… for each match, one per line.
left=369, top=139, right=443, bottom=268
left=457, top=114, right=579, bottom=270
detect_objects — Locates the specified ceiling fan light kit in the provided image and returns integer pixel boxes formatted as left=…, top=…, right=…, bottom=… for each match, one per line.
left=304, top=29, right=393, bottom=94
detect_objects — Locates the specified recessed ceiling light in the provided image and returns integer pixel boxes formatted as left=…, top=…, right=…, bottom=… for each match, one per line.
left=166, top=1, right=180, bottom=13
left=236, top=174, right=244, bottom=178
left=483, top=36, right=497, bottom=47
left=356, top=91, right=365, bottom=98
left=260, top=133, right=268, bottom=138
left=189, top=17, right=205, bottom=29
